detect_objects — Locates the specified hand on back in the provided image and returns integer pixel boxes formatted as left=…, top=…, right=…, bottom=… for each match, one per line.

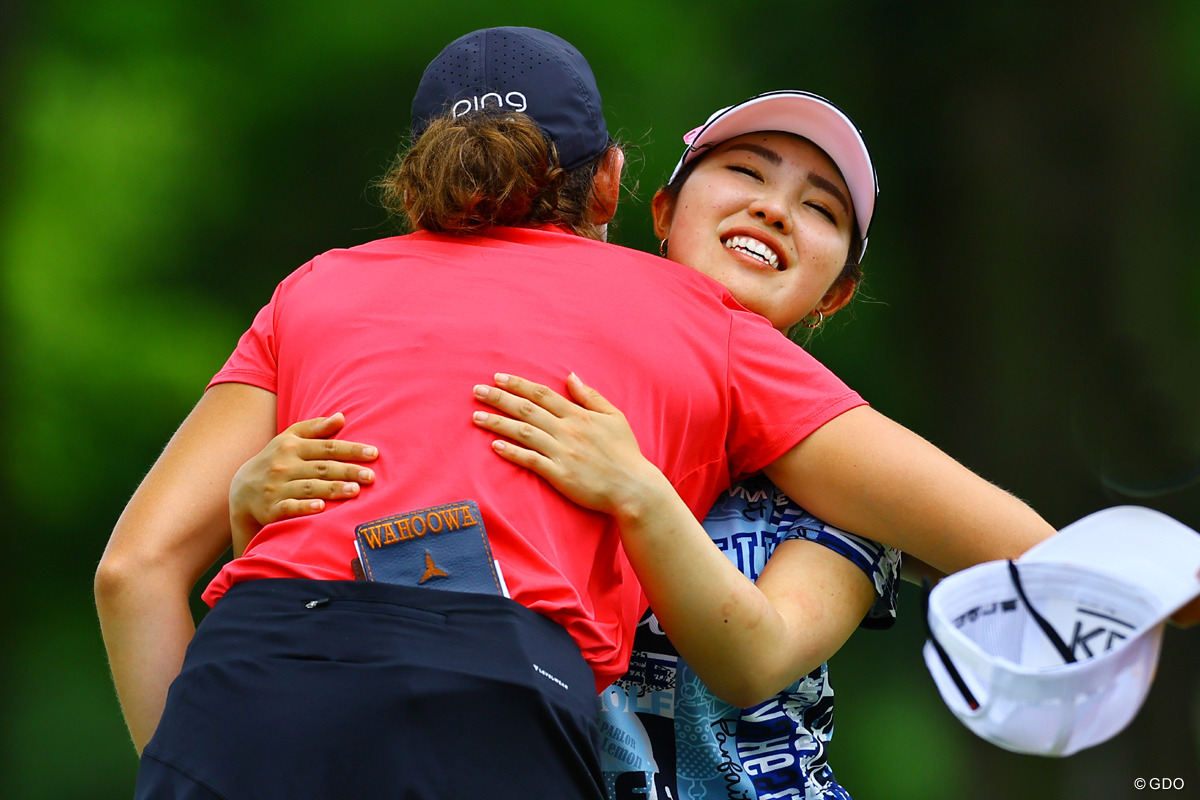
left=229, top=413, right=378, bottom=556
left=472, top=372, right=673, bottom=522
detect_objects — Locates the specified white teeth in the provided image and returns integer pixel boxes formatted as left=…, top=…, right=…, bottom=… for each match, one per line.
left=724, top=236, right=782, bottom=270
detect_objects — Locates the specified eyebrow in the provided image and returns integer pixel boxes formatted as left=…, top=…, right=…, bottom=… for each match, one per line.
left=725, top=142, right=782, bottom=166
left=724, top=142, right=852, bottom=217
left=806, top=173, right=851, bottom=217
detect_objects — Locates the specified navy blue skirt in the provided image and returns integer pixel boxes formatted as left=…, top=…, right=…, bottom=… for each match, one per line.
left=135, top=579, right=604, bottom=799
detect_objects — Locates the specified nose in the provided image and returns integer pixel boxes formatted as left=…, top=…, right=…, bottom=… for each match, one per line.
left=748, top=192, right=790, bottom=233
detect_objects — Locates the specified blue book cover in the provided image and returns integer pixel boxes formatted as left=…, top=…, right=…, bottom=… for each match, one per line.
left=353, top=500, right=508, bottom=597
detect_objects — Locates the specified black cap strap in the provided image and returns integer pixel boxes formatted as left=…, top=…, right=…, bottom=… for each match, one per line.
left=922, top=578, right=980, bottom=711
left=1006, top=560, right=1077, bottom=664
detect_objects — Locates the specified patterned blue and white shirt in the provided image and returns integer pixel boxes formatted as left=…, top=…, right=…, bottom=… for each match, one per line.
left=598, top=475, right=900, bottom=800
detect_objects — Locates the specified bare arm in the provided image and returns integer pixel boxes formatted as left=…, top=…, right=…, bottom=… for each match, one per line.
left=765, top=408, right=1200, bottom=625
left=472, top=373, right=877, bottom=706
left=94, top=382, right=277, bottom=753
left=763, top=406, right=1056, bottom=574
left=605, top=481, right=877, bottom=706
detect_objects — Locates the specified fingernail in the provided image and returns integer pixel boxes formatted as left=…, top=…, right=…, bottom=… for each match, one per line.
left=362, top=446, right=378, bottom=459
left=474, top=385, right=489, bottom=398
left=495, top=373, right=510, bottom=385
left=493, top=440, right=507, bottom=451
left=473, top=411, right=488, bottom=422
left=344, top=483, right=359, bottom=495
left=358, top=469, right=373, bottom=482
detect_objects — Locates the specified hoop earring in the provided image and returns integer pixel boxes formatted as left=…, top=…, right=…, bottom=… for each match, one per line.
left=802, top=309, right=824, bottom=329
left=659, top=238, right=669, bottom=258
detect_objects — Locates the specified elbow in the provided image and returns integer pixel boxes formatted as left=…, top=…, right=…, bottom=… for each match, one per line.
left=94, top=544, right=196, bottom=634
left=95, top=505, right=210, bottom=613
left=94, top=534, right=177, bottom=615
left=715, top=684, right=776, bottom=710
left=94, top=546, right=141, bottom=614
left=700, top=641, right=830, bottom=708
left=707, top=668, right=803, bottom=709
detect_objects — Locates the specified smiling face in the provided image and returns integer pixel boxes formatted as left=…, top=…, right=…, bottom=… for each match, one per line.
left=653, top=131, right=857, bottom=331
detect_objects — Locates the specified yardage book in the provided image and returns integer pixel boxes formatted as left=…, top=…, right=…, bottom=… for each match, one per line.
left=352, top=500, right=508, bottom=597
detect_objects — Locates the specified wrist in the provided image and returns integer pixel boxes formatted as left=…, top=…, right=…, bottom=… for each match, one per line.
left=229, top=506, right=263, bottom=558
left=609, top=464, right=677, bottom=529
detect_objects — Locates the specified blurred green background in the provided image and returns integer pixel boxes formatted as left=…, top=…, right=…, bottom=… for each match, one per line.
left=2, top=1, right=1199, bottom=798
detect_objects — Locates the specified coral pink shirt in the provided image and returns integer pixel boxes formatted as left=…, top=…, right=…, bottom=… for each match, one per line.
left=203, top=226, right=865, bottom=689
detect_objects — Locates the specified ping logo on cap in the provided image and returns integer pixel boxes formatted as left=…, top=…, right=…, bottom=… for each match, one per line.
left=452, top=92, right=528, bottom=118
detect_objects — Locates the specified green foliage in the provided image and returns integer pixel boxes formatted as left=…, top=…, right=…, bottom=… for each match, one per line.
left=3, top=2, right=1200, bottom=797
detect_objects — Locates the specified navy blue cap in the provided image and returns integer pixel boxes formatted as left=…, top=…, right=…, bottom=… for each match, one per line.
left=411, top=27, right=610, bottom=170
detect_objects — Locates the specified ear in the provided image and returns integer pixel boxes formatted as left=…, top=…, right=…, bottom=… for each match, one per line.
left=816, top=278, right=857, bottom=318
left=588, top=147, right=625, bottom=225
left=650, top=189, right=676, bottom=240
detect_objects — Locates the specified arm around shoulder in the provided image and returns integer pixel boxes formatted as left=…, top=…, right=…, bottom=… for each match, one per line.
left=763, top=406, right=1056, bottom=575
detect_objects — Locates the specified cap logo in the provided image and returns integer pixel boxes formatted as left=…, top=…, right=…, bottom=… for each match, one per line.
left=452, top=91, right=528, bottom=119
left=1067, top=608, right=1134, bottom=659
left=952, top=599, right=1019, bottom=627
left=412, top=28, right=609, bottom=170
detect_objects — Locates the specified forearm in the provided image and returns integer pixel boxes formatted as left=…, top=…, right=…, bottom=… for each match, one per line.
left=468, top=373, right=878, bottom=704
left=612, top=473, right=859, bottom=707
left=95, top=569, right=197, bottom=753
left=765, top=406, right=1056, bottom=575
left=97, top=488, right=231, bottom=753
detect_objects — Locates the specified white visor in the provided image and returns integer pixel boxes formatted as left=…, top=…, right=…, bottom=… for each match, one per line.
left=923, top=505, right=1200, bottom=756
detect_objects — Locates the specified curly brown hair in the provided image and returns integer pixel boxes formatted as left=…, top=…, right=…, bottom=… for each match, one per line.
left=377, top=113, right=615, bottom=241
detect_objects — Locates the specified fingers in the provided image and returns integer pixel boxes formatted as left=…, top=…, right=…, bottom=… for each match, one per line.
left=476, top=372, right=623, bottom=421
left=475, top=374, right=572, bottom=420
left=472, top=372, right=627, bottom=457
left=566, top=372, right=621, bottom=415
left=278, top=415, right=379, bottom=463
left=256, top=479, right=362, bottom=525
left=472, top=409, right=557, bottom=456
left=268, top=497, right=326, bottom=521
left=291, top=435, right=378, bottom=464
left=286, top=412, right=347, bottom=439
left=488, top=439, right=557, bottom=479
left=286, top=477, right=365, bottom=500
left=469, top=401, right=558, bottom=482
left=253, top=418, right=377, bottom=520
left=267, top=448, right=376, bottom=485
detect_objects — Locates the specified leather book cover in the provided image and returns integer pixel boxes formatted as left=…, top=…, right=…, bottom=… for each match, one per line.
left=353, top=500, right=506, bottom=597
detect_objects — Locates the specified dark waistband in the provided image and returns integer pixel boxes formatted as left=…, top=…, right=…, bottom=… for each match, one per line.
left=219, top=577, right=529, bottom=618
left=198, top=578, right=593, bottom=695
